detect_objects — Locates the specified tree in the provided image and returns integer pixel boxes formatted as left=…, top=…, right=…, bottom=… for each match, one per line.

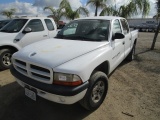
left=1, top=8, right=16, bottom=19
left=44, top=6, right=64, bottom=25
left=60, top=0, right=89, bottom=20
left=100, top=0, right=150, bottom=18
left=151, top=0, right=160, bottom=50
left=87, top=0, right=107, bottom=16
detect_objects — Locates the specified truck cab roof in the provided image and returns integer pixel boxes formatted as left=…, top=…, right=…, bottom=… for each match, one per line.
left=14, top=16, right=53, bottom=20
left=75, top=16, right=124, bottom=21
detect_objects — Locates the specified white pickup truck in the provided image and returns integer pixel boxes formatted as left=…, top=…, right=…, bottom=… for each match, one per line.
left=0, top=17, right=57, bottom=70
left=10, top=16, right=138, bottom=110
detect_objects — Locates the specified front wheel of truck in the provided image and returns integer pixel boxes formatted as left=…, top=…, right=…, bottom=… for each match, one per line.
left=0, top=49, right=13, bottom=70
left=79, top=71, right=108, bottom=111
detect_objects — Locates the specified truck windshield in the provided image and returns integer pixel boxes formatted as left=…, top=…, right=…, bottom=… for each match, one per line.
left=0, top=19, right=28, bottom=33
left=56, top=19, right=110, bottom=41
left=0, top=20, right=11, bottom=29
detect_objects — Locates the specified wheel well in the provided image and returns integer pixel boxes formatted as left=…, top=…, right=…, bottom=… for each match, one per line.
left=93, top=61, right=110, bottom=76
left=134, top=39, right=137, bottom=45
left=0, top=46, right=18, bottom=52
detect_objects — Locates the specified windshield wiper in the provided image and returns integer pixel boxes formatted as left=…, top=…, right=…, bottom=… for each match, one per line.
left=56, top=34, right=98, bottom=41
left=67, top=35, right=95, bottom=41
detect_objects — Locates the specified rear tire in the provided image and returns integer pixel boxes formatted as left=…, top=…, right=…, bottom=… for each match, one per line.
left=79, top=71, right=108, bottom=111
left=0, top=49, right=14, bottom=70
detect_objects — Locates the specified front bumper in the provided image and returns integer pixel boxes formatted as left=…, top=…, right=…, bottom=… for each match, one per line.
left=10, top=66, right=89, bottom=104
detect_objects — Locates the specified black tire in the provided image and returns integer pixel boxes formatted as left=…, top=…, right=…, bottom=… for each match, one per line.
left=79, top=71, right=108, bottom=111
left=126, top=44, right=136, bottom=61
left=0, top=49, right=14, bottom=70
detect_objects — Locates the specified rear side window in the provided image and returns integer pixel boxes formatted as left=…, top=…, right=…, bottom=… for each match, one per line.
left=113, top=19, right=122, bottom=33
left=25, top=19, right=44, bottom=32
left=120, top=19, right=129, bottom=34
left=45, top=19, right=54, bottom=31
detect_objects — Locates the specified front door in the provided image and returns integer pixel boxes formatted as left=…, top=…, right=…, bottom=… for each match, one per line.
left=110, top=19, right=125, bottom=72
left=16, top=19, right=49, bottom=47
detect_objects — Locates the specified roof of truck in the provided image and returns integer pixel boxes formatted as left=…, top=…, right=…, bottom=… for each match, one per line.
left=76, top=16, right=124, bottom=21
left=13, top=16, right=51, bottom=19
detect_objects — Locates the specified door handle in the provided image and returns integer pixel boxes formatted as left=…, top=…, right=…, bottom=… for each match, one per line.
left=14, top=39, right=20, bottom=42
left=43, top=35, right=48, bottom=37
left=122, top=41, right=125, bottom=45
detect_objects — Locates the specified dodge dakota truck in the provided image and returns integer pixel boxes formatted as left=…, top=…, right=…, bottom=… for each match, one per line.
left=0, top=17, right=57, bottom=70
left=10, top=16, right=138, bottom=110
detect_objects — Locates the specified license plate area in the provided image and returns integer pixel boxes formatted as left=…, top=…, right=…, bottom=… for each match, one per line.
left=25, top=87, right=37, bottom=101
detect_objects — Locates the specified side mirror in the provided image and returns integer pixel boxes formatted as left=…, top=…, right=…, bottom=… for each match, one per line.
left=57, top=30, right=61, bottom=34
left=22, top=27, right=32, bottom=34
left=112, top=33, right=125, bottom=40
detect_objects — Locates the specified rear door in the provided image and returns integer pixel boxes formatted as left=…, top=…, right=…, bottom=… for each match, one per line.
left=120, top=19, right=132, bottom=57
left=111, top=19, right=125, bottom=71
left=44, top=19, right=57, bottom=38
left=18, top=19, right=49, bottom=47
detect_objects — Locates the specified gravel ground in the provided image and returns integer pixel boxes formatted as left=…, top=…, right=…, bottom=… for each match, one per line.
left=0, top=32, right=160, bottom=120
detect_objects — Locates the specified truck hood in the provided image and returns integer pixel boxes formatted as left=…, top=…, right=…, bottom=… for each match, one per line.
left=14, top=38, right=108, bottom=68
left=0, top=32, right=17, bottom=40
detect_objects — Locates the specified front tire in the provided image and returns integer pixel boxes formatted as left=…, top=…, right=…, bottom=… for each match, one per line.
left=79, top=71, right=108, bottom=111
left=0, top=49, right=13, bottom=70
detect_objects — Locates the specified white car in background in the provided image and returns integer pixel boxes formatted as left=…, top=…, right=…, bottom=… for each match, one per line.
left=0, top=17, right=57, bottom=70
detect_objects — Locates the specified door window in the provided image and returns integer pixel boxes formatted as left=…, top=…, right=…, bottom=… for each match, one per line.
left=45, top=19, right=54, bottom=31
left=113, top=19, right=122, bottom=34
left=63, top=22, right=78, bottom=35
left=25, top=19, right=44, bottom=32
left=120, top=19, right=129, bottom=35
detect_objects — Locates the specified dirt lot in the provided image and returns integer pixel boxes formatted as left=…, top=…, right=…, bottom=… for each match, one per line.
left=0, top=32, right=160, bottom=120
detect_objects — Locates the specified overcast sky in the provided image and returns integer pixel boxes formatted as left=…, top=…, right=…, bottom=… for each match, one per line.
left=0, top=0, right=157, bottom=20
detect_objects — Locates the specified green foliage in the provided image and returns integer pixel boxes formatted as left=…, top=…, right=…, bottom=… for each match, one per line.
left=60, top=0, right=89, bottom=20
left=154, top=0, right=160, bottom=19
left=44, top=0, right=89, bottom=21
left=1, top=8, right=16, bottom=19
left=100, top=0, right=150, bottom=18
left=151, top=0, right=160, bottom=50
left=87, top=0, right=107, bottom=16
left=44, top=6, right=64, bottom=24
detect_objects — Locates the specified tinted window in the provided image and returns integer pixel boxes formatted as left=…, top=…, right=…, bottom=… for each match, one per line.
left=0, top=19, right=28, bottom=33
left=57, top=20, right=110, bottom=41
left=63, top=22, right=78, bottom=35
left=26, top=19, right=44, bottom=32
left=45, top=19, right=54, bottom=31
left=113, top=19, right=122, bottom=34
left=120, top=19, right=129, bottom=34
left=0, top=20, right=11, bottom=29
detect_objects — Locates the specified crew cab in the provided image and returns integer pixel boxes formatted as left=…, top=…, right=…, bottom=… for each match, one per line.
left=0, top=17, right=57, bottom=70
left=10, top=16, right=138, bottom=110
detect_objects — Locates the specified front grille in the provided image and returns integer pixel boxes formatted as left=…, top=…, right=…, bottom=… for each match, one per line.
left=31, top=65, right=50, bottom=73
left=13, top=59, right=52, bottom=82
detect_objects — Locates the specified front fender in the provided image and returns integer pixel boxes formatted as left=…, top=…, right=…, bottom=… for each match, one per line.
left=53, top=45, right=112, bottom=82
left=0, top=42, right=21, bottom=50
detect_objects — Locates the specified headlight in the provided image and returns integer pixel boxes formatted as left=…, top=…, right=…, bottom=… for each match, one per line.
left=53, top=73, right=82, bottom=86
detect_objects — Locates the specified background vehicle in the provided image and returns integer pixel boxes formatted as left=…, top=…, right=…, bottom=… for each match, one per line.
left=128, top=18, right=159, bottom=32
left=0, top=20, right=11, bottom=29
left=0, top=17, right=57, bottom=70
left=11, top=16, right=138, bottom=110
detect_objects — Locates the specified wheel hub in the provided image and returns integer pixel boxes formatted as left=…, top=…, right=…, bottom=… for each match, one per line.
left=91, top=81, right=105, bottom=103
left=2, top=53, right=11, bottom=66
